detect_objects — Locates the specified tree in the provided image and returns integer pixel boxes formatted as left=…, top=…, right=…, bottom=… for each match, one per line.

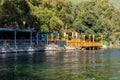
left=73, top=0, right=120, bottom=42
left=0, top=0, right=31, bottom=28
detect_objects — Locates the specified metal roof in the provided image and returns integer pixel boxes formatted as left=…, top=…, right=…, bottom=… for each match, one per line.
left=0, top=28, right=15, bottom=32
left=0, top=28, right=36, bottom=32
left=16, top=29, right=36, bottom=32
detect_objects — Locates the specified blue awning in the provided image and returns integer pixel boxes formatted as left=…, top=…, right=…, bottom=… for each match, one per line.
left=0, top=28, right=36, bottom=32
left=0, top=28, right=15, bottom=32
left=40, top=31, right=58, bottom=34
left=17, top=29, right=36, bottom=32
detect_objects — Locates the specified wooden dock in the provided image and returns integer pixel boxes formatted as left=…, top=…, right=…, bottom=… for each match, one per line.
left=66, top=39, right=102, bottom=50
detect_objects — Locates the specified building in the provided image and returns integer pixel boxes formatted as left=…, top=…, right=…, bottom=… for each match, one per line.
left=0, top=28, right=37, bottom=47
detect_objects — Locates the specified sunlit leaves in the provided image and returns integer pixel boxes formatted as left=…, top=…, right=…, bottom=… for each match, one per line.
left=73, top=0, right=120, bottom=42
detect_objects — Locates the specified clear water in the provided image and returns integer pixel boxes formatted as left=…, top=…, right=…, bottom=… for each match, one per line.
left=0, top=49, right=120, bottom=80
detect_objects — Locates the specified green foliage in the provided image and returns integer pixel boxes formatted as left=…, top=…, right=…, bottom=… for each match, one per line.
left=0, top=0, right=120, bottom=42
left=72, top=0, right=120, bottom=42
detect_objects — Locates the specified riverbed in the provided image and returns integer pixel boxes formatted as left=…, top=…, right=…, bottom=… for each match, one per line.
left=0, top=49, right=120, bottom=80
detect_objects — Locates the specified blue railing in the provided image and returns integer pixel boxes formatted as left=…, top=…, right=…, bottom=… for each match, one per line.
left=0, top=39, right=53, bottom=46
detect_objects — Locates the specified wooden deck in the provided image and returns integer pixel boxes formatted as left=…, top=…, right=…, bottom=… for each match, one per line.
left=66, top=39, right=102, bottom=47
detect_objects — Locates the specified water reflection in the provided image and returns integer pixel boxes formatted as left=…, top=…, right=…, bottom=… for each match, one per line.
left=0, top=49, right=120, bottom=80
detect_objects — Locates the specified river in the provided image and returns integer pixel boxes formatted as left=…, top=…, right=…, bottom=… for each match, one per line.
left=0, top=49, right=120, bottom=80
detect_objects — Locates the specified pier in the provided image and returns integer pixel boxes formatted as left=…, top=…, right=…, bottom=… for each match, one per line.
left=65, top=32, right=103, bottom=50
left=0, top=28, right=103, bottom=53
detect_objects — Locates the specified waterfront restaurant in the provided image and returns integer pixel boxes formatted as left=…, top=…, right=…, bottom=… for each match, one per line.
left=0, top=27, right=60, bottom=48
left=0, top=27, right=37, bottom=47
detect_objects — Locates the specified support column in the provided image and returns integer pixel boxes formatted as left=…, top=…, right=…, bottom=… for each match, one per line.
left=30, top=31, right=32, bottom=46
left=66, top=34, right=68, bottom=46
left=89, top=35, right=91, bottom=42
left=64, top=32, right=66, bottom=40
left=75, top=32, right=78, bottom=39
left=57, top=33, right=59, bottom=40
left=92, top=35, right=94, bottom=42
left=83, top=35, right=85, bottom=42
left=46, top=33, right=48, bottom=45
left=14, top=31, right=16, bottom=47
left=89, top=35, right=91, bottom=49
left=83, top=35, right=85, bottom=47
left=36, top=32, right=38, bottom=45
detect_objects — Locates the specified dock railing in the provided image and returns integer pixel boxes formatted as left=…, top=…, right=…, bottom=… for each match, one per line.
left=66, top=39, right=102, bottom=47
left=0, top=39, right=57, bottom=47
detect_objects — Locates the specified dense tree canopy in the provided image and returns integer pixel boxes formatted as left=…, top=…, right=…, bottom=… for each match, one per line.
left=0, top=0, right=120, bottom=43
left=73, top=0, right=120, bottom=42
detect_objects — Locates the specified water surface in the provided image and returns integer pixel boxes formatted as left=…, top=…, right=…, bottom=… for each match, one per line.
left=0, top=49, right=120, bottom=80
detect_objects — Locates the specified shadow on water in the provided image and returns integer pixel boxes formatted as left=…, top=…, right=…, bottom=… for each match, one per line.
left=0, top=49, right=120, bottom=80
left=0, top=51, right=46, bottom=80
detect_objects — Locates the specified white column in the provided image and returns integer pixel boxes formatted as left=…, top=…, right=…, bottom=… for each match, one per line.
left=89, top=35, right=91, bottom=42
left=92, top=35, right=94, bottom=42
left=64, top=32, right=66, bottom=40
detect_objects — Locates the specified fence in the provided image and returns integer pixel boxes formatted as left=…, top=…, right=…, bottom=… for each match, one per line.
left=0, top=39, right=58, bottom=47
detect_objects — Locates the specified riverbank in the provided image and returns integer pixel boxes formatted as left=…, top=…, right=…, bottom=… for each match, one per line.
left=0, top=44, right=66, bottom=53
left=0, top=44, right=83, bottom=53
left=102, top=44, right=120, bottom=49
left=0, top=44, right=105, bottom=53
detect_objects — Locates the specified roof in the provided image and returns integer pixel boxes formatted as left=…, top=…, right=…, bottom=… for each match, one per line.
left=40, top=31, right=58, bottom=34
left=0, top=28, right=15, bottom=32
left=17, top=29, right=36, bottom=32
left=0, top=28, right=36, bottom=32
